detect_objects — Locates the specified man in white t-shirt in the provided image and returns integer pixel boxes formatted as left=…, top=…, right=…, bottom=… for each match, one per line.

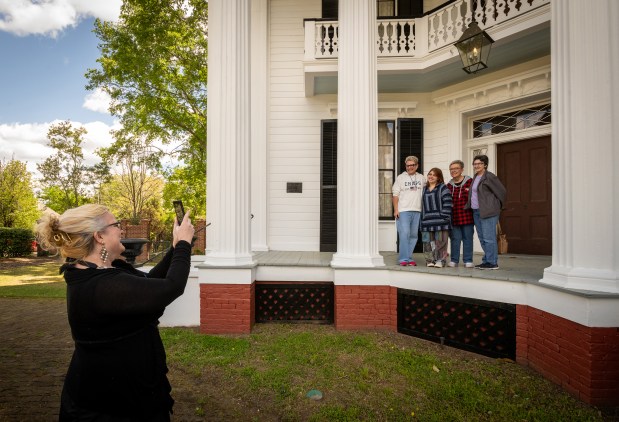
left=392, top=155, right=426, bottom=266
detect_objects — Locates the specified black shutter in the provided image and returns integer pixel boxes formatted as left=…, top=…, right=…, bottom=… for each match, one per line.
left=398, top=0, right=424, bottom=18
left=398, top=118, right=424, bottom=174
left=322, top=0, right=338, bottom=19
left=397, top=118, right=424, bottom=253
left=320, top=120, right=337, bottom=252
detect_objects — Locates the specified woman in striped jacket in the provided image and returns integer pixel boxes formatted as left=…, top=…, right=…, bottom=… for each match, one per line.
left=420, top=168, right=453, bottom=268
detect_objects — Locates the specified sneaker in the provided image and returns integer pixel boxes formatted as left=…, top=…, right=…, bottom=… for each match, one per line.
left=464, top=262, right=474, bottom=268
left=408, top=261, right=417, bottom=266
left=474, top=263, right=485, bottom=269
left=478, top=263, right=500, bottom=270
left=399, top=261, right=408, bottom=266
left=448, top=261, right=457, bottom=268
left=426, top=261, right=435, bottom=267
left=434, top=261, right=444, bottom=268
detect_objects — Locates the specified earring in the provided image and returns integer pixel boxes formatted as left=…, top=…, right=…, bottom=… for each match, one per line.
left=100, top=244, right=109, bottom=264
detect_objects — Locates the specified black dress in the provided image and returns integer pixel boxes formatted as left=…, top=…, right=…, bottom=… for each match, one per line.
left=58, top=241, right=192, bottom=421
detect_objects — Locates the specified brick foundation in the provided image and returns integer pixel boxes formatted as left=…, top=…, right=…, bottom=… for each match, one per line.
left=199, top=284, right=255, bottom=334
left=334, top=285, right=397, bottom=330
left=517, top=305, right=619, bottom=406
left=120, top=219, right=151, bottom=263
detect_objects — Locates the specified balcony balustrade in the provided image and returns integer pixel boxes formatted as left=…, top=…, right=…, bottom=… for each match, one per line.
left=304, top=0, right=550, bottom=61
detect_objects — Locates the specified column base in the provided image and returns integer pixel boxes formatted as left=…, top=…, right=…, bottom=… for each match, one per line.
left=331, top=253, right=385, bottom=268
left=540, top=265, right=619, bottom=294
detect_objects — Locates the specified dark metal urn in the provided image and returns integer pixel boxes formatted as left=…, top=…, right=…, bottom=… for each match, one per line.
left=120, top=238, right=149, bottom=265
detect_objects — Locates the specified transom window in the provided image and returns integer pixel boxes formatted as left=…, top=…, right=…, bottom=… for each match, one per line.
left=473, top=104, right=551, bottom=138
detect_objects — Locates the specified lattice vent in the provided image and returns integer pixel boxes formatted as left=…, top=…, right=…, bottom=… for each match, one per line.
left=398, top=289, right=516, bottom=359
left=255, top=283, right=334, bottom=323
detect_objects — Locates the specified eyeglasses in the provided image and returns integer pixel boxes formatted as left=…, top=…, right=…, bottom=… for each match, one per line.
left=473, top=162, right=484, bottom=166
left=449, top=167, right=462, bottom=171
left=405, top=164, right=418, bottom=167
left=104, top=221, right=122, bottom=229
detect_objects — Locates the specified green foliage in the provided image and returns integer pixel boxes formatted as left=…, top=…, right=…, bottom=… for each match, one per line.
left=0, top=158, right=40, bottom=228
left=0, top=228, right=34, bottom=257
left=86, top=0, right=208, bottom=209
left=162, top=166, right=205, bottom=219
left=99, top=174, right=167, bottom=240
left=39, top=186, right=91, bottom=215
left=36, top=121, right=99, bottom=212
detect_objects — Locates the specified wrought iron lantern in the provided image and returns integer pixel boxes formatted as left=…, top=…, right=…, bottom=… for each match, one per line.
left=454, top=21, right=494, bottom=74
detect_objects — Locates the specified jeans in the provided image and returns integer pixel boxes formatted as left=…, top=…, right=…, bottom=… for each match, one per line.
left=472, top=209, right=499, bottom=265
left=450, top=224, right=474, bottom=264
left=397, top=211, right=421, bottom=263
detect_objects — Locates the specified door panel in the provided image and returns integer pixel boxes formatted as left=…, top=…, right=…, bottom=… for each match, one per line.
left=497, top=136, right=551, bottom=255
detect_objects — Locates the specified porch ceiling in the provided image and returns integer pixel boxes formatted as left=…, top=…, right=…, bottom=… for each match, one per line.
left=313, top=25, right=550, bottom=95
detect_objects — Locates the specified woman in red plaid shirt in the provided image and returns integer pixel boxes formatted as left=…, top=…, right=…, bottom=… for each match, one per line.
left=446, top=160, right=475, bottom=267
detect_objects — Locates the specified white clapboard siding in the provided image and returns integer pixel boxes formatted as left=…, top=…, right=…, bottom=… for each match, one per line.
left=268, top=0, right=324, bottom=251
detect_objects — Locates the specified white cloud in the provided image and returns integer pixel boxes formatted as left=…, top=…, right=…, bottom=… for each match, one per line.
left=0, top=0, right=122, bottom=37
left=0, top=120, right=120, bottom=179
left=83, top=88, right=112, bottom=114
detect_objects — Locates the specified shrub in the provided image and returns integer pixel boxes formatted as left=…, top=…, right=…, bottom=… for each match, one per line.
left=0, top=228, right=35, bottom=257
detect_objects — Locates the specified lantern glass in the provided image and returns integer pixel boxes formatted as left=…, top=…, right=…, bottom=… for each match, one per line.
left=455, top=22, right=494, bottom=74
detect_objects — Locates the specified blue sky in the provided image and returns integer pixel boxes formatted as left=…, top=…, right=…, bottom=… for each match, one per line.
left=0, top=1, right=122, bottom=176
left=0, top=19, right=113, bottom=125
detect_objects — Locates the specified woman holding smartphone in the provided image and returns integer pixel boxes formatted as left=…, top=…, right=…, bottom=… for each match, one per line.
left=36, top=204, right=194, bottom=421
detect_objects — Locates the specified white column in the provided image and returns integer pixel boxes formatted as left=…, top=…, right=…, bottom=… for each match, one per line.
left=204, top=0, right=255, bottom=266
left=250, top=0, right=269, bottom=251
left=331, top=0, right=385, bottom=267
left=540, top=0, right=619, bottom=293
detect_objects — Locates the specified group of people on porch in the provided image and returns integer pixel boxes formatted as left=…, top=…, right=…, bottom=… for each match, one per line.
left=392, top=154, right=506, bottom=270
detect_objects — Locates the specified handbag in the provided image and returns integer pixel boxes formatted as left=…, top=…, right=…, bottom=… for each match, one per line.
left=497, top=222, right=508, bottom=254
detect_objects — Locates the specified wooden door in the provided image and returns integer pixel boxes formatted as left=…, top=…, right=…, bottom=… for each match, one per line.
left=497, top=136, right=551, bottom=255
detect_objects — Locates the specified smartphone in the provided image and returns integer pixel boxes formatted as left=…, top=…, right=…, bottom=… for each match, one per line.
left=173, top=200, right=185, bottom=223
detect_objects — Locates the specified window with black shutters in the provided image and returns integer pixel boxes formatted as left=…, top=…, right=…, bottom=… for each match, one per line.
left=320, top=119, right=423, bottom=250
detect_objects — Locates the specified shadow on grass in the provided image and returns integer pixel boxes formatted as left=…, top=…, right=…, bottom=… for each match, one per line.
left=0, top=282, right=66, bottom=298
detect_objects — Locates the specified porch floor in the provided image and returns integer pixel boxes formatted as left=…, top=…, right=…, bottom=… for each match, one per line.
left=214, top=251, right=619, bottom=298
left=253, top=251, right=550, bottom=284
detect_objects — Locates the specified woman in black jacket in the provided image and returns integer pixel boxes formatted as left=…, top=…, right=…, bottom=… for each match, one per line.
left=36, top=204, right=194, bottom=421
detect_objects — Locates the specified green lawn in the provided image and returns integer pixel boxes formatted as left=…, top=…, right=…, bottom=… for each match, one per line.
left=160, top=325, right=604, bottom=421
left=0, top=260, right=65, bottom=298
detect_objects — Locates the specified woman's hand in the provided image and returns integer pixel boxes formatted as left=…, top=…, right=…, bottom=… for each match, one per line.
left=173, top=211, right=195, bottom=247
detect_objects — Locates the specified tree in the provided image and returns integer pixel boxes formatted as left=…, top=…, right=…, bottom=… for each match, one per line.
left=86, top=0, right=208, bottom=205
left=0, top=158, right=39, bottom=228
left=99, top=174, right=166, bottom=240
left=37, top=121, right=96, bottom=212
left=98, top=134, right=164, bottom=222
